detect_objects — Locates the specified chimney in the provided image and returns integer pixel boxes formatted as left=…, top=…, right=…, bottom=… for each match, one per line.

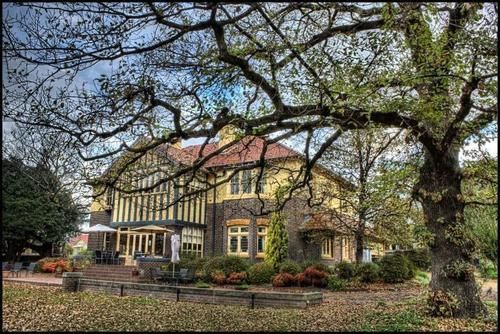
left=171, top=138, right=182, bottom=149
left=218, top=124, right=239, bottom=148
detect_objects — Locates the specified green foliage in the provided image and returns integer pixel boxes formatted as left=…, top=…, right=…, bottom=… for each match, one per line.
left=278, top=260, right=302, bottom=275
left=2, top=159, right=82, bottom=260
left=357, top=263, right=380, bottom=283
left=335, top=261, right=357, bottom=280
left=247, top=262, right=276, bottom=285
left=406, top=248, right=431, bottom=271
left=414, top=270, right=430, bottom=285
left=327, top=276, right=347, bottom=291
left=194, top=282, right=211, bottom=289
left=265, top=211, right=288, bottom=270
left=379, top=253, right=413, bottom=283
left=202, top=255, right=250, bottom=281
left=479, top=258, right=497, bottom=280
left=234, top=284, right=250, bottom=290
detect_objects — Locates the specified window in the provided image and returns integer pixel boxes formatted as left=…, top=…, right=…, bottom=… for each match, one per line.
left=181, top=227, right=204, bottom=257
left=256, top=172, right=266, bottom=194
left=322, top=237, right=334, bottom=258
left=230, top=172, right=240, bottom=194
left=257, top=226, right=267, bottom=255
left=227, top=226, right=249, bottom=256
left=342, top=237, right=350, bottom=261
left=106, top=188, right=114, bottom=207
left=242, top=170, right=252, bottom=193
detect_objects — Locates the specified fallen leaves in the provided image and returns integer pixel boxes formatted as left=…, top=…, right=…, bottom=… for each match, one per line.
left=1, top=282, right=497, bottom=332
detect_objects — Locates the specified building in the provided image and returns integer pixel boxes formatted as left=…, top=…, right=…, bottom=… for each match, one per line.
left=89, top=126, right=360, bottom=265
left=67, top=234, right=89, bottom=255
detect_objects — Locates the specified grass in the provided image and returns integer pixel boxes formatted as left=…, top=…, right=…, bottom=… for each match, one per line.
left=2, top=282, right=497, bottom=332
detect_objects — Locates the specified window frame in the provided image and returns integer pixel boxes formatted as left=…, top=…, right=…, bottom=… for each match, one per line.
left=230, top=172, right=240, bottom=194
left=256, top=226, right=268, bottom=257
left=321, top=237, right=334, bottom=259
left=227, top=225, right=249, bottom=257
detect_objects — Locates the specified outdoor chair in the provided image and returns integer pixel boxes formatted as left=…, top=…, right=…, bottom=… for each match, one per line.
left=2, top=262, right=10, bottom=277
left=151, top=268, right=164, bottom=283
left=10, top=262, right=23, bottom=277
left=179, top=268, right=195, bottom=284
left=95, top=250, right=102, bottom=264
left=133, top=251, right=145, bottom=260
left=111, top=251, right=120, bottom=265
left=23, top=262, right=37, bottom=277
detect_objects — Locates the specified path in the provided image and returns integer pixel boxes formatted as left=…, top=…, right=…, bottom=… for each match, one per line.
left=2, top=273, right=62, bottom=287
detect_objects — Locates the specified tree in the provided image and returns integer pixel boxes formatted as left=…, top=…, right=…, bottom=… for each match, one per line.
left=265, top=210, right=288, bottom=270
left=463, top=156, right=498, bottom=265
left=3, top=3, right=497, bottom=317
left=2, top=158, right=82, bottom=260
left=319, top=128, right=419, bottom=263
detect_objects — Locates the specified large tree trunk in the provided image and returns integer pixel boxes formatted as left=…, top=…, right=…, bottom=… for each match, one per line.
left=417, top=146, right=485, bottom=317
left=355, top=231, right=364, bottom=263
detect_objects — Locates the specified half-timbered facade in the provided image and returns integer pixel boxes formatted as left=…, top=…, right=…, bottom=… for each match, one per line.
left=89, top=126, right=362, bottom=264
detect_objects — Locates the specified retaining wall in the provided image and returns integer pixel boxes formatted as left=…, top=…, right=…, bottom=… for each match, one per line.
left=71, top=278, right=322, bottom=309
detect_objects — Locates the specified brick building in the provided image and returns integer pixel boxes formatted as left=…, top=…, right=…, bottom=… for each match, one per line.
left=89, top=126, right=359, bottom=265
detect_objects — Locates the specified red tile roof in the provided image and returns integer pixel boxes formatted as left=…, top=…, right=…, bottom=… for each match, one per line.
left=161, top=136, right=300, bottom=168
left=68, top=233, right=89, bottom=247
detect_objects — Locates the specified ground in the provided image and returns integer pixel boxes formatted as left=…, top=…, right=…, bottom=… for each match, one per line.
left=2, top=279, right=497, bottom=332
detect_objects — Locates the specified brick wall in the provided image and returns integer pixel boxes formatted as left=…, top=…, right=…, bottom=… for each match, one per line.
left=88, top=211, right=112, bottom=251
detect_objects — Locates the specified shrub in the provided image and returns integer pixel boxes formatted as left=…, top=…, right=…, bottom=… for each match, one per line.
left=295, top=272, right=307, bottom=287
left=327, top=276, right=347, bottom=291
left=247, top=262, right=276, bottom=285
left=38, top=257, right=70, bottom=273
left=202, top=255, right=250, bottom=281
left=210, top=270, right=226, bottom=285
left=335, top=261, right=357, bottom=280
left=226, top=272, right=247, bottom=285
left=272, top=272, right=296, bottom=287
left=357, top=262, right=380, bottom=283
left=379, top=253, right=412, bottom=283
left=303, top=266, right=329, bottom=287
left=479, top=259, right=498, bottom=279
left=406, top=248, right=431, bottom=270
left=300, top=260, right=332, bottom=274
left=195, top=282, right=211, bottom=288
left=279, top=260, right=302, bottom=275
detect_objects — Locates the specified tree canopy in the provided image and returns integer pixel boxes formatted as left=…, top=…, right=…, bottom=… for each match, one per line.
left=2, top=158, right=82, bottom=260
left=2, top=2, right=497, bottom=317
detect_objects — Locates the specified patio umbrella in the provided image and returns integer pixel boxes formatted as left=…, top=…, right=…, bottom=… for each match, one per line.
left=171, top=233, right=180, bottom=276
left=82, top=224, right=117, bottom=250
left=130, top=225, right=175, bottom=233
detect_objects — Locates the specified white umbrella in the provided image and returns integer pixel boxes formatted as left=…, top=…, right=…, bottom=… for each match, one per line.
left=82, top=224, right=117, bottom=233
left=82, top=224, right=117, bottom=250
left=171, top=233, right=180, bottom=277
left=131, top=225, right=175, bottom=233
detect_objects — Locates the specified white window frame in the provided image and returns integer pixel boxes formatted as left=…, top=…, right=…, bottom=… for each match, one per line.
left=256, top=226, right=268, bottom=257
left=321, top=237, right=334, bottom=259
left=227, top=226, right=249, bottom=257
left=181, top=227, right=204, bottom=257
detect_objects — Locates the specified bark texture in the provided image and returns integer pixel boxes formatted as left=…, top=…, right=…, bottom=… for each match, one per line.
left=417, top=147, right=485, bottom=317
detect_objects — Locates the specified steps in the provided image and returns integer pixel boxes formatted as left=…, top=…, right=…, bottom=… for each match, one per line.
left=83, top=264, right=145, bottom=282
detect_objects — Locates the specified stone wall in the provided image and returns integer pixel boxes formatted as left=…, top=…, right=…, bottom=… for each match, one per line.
left=75, top=278, right=323, bottom=309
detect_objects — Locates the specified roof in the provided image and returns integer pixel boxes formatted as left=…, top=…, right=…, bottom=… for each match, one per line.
left=300, top=212, right=358, bottom=235
left=68, top=234, right=89, bottom=247
left=162, top=136, right=300, bottom=168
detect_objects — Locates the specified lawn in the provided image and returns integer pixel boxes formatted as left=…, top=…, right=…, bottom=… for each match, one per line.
left=2, top=282, right=497, bottom=332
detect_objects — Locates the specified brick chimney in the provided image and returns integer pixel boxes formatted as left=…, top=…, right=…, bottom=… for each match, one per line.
left=218, top=124, right=238, bottom=148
